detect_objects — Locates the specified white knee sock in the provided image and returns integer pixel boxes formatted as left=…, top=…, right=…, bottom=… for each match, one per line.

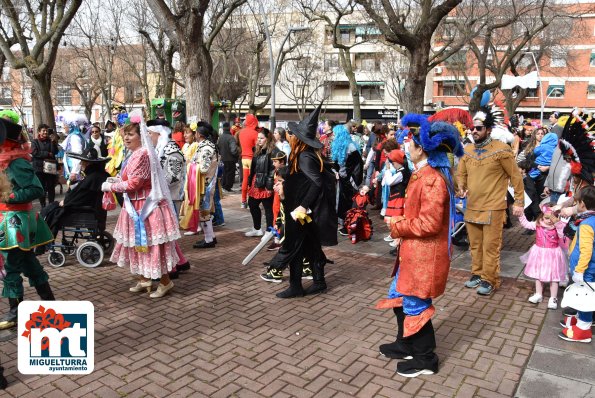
left=202, top=220, right=215, bottom=243
left=577, top=319, right=592, bottom=330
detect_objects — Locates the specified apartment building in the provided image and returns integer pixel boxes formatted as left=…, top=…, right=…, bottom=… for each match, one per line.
left=431, top=4, right=595, bottom=121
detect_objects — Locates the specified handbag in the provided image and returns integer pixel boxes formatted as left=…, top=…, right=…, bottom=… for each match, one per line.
left=43, top=160, right=57, bottom=175
left=102, top=192, right=117, bottom=211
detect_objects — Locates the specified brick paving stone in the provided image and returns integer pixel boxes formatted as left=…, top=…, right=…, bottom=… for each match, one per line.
left=0, top=195, right=547, bottom=397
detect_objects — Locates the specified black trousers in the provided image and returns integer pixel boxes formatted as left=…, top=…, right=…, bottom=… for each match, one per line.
left=222, top=161, right=236, bottom=191
left=524, top=173, right=546, bottom=221
left=35, top=172, right=56, bottom=207
left=248, top=196, right=274, bottom=230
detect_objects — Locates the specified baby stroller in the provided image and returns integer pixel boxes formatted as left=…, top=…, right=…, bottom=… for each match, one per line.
left=47, top=207, right=114, bottom=268
left=451, top=197, right=469, bottom=249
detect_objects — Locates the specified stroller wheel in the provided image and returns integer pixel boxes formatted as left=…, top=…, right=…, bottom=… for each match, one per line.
left=48, top=251, right=66, bottom=267
left=76, top=242, right=104, bottom=268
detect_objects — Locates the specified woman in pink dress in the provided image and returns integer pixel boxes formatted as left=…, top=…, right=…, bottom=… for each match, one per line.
left=518, top=204, right=568, bottom=310
left=102, top=118, right=181, bottom=298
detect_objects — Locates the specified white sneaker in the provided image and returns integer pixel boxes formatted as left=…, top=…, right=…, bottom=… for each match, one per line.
left=384, top=235, right=393, bottom=242
left=389, top=240, right=397, bottom=248
left=245, top=228, right=264, bottom=237
left=528, top=293, right=543, bottom=304
left=548, top=297, right=558, bottom=310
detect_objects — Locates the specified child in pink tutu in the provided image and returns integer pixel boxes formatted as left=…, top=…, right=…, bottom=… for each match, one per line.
left=519, top=204, right=568, bottom=309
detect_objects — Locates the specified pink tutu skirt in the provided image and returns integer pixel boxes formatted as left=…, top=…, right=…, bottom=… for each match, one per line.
left=111, top=198, right=181, bottom=279
left=520, top=245, right=568, bottom=283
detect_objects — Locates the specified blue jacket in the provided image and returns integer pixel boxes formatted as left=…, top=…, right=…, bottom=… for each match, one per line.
left=569, top=214, right=595, bottom=282
left=529, top=132, right=558, bottom=179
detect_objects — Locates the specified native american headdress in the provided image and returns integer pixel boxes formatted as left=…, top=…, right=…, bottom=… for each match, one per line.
left=558, top=109, right=595, bottom=184
left=428, top=108, right=473, bottom=138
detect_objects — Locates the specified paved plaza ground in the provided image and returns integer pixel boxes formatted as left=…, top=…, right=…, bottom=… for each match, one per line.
left=0, top=191, right=594, bottom=397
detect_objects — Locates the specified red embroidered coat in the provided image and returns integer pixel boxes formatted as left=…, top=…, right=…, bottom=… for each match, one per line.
left=389, top=164, right=451, bottom=299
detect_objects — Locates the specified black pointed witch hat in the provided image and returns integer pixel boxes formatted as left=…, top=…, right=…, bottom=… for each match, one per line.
left=287, top=103, right=323, bottom=149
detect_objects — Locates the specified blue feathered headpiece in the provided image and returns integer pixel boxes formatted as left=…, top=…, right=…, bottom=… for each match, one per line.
left=402, top=113, right=465, bottom=258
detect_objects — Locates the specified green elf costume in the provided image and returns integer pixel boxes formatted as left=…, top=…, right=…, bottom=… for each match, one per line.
left=0, top=118, right=55, bottom=331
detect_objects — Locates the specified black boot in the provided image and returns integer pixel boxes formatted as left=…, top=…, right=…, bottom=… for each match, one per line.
left=380, top=307, right=413, bottom=359
left=0, top=297, right=21, bottom=330
left=396, top=320, right=439, bottom=377
left=0, top=365, right=6, bottom=389
left=35, top=282, right=55, bottom=301
left=304, top=260, right=327, bottom=295
left=276, top=261, right=304, bottom=299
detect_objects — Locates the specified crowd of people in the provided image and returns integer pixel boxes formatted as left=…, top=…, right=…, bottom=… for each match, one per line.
left=0, top=99, right=593, bottom=385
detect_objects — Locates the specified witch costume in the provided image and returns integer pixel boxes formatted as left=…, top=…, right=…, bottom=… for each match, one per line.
left=276, top=104, right=337, bottom=298
left=377, top=116, right=463, bottom=377
left=0, top=118, right=55, bottom=332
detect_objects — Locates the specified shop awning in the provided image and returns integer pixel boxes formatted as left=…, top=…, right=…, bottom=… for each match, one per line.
left=355, top=26, right=380, bottom=35
left=356, top=81, right=384, bottom=86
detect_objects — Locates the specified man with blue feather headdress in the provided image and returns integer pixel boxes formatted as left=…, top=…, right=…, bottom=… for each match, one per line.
left=376, top=114, right=463, bottom=378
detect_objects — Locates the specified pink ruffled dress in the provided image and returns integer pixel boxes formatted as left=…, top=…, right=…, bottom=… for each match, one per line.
left=519, top=215, right=568, bottom=283
left=110, top=148, right=181, bottom=279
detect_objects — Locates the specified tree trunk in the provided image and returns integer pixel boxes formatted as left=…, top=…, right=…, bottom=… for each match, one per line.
left=31, top=76, right=56, bottom=131
left=339, top=49, right=361, bottom=121
left=180, top=44, right=212, bottom=120
left=401, top=48, right=430, bottom=114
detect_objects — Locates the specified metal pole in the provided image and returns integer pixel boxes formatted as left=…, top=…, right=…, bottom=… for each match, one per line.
left=526, top=52, right=544, bottom=123
left=259, top=2, right=276, bottom=131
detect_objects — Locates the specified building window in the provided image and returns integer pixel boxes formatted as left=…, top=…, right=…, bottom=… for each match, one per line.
left=23, top=87, right=32, bottom=106
left=359, top=83, right=385, bottom=101
left=0, top=86, right=11, bottom=105
left=258, top=85, right=271, bottom=96
left=526, top=87, right=538, bottom=98
left=355, top=54, right=381, bottom=71
left=355, top=25, right=380, bottom=40
left=125, top=83, right=143, bottom=103
left=1, top=67, right=9, bottom=81
left=445, top=50, right=467, bottom=68
left=587, top=84, right=595, bottom=99
left=56, top=84, right=72, bottom=106
left=340, top=29, right=351, bottom=44
left=550, top=51, right=567, bottom=68
left=547, top=84, right=564, bottom=98
left=438, top=80, right=465, bottom=97
left=325, top=27, right=334, bottom=45
left=324, top=53, right=340, bottom=71
left=590, top=51, right=595, bottom=67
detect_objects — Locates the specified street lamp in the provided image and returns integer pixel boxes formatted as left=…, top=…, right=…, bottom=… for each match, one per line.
left=258, top=3, right=309, bottom=130
left=522, top=51, right=545, bottom=123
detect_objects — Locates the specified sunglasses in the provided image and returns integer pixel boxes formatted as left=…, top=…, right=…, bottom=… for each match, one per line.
left=472, top=126, right=486, bottom=132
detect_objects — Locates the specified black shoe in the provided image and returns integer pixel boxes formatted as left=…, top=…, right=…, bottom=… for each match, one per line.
left=169, top=270, right=180, bottom=279
left=304, top=283, right=327, bottom=295
left=396, top=358, right=437, bottom=378
left=563, top=308, right=578, bottom=317
left=0, top=366, right=6, bottom=389
left=390, top=248, right=397, bottom=256
left=193, top=240, right=216, bottom=249
left=339, top=227, right=348, bottom=236
left=379, top=340, right=413, bottom=360
left=276, top=287, right=304, bottom=299
left=35, top=282, right=55, bottom=301
left=177, top=262, right=191, bottom=272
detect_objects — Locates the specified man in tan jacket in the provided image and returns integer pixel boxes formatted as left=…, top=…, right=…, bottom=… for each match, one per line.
left=457, top=107, right=524, bottom=296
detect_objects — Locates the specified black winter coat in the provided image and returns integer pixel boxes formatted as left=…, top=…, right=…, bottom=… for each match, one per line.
left=248, top=150, right=274, bottom=190
left=31, top=138, right=59, bottom=173
left=217, top=128, right=240, bottom=162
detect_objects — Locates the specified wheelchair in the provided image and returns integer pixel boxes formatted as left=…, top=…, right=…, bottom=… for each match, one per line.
left=47, top=208, right=114, bottom=268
